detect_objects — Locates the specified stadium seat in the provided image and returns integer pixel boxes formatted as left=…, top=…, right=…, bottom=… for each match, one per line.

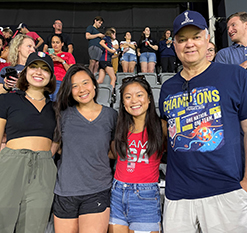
left=95, top=72, right=112, bottom=85
left=159, top=72, right=175, bottom=84
left=116, top=72, right=135, bottom=85
left=97, top=84, right=113, bottom=107
left=138, top=72, right=158, bottom=85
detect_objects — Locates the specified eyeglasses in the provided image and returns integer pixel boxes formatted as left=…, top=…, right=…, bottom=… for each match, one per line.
left=207, top=48, right=215, bottom=52
left=122, top=75, right=146, bottom=84
left=182, top=80, right=190, bottom=102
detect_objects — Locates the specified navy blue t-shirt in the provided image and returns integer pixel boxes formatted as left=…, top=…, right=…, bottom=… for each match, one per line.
left=159, top=62, right=247, bottom=200
left=99, top=36, right=113, bottom=62
left=86, top=25, right=102, bottom=48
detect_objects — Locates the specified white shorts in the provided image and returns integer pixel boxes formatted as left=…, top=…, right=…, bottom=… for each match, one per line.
left=162, top=189, right=247, bottom=233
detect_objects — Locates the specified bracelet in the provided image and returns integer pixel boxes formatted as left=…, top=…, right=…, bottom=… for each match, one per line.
left=3, top=84, right=11, bottom=92
left=62, top=60, right=66, bottom=65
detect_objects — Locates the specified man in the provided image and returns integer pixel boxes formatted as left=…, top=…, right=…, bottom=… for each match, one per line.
left=17, top=23, right=44, bottom=49
left=159, top=10, right=247, bottom=233
left=215, top=12, right=247, bottom=69
left=43, top=19, right=73, bottom=54
left=85, top=16, right=104, bottom=74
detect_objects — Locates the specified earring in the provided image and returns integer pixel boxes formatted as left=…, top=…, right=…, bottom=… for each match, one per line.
left=94, top=86, right=96, bottom=89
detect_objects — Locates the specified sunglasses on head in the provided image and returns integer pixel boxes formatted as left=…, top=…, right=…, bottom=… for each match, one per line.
left=122, top=75, right=146, bottom=84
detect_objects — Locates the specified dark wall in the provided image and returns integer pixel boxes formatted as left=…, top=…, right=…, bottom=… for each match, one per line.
left=0, top=2, right=180, bottom=64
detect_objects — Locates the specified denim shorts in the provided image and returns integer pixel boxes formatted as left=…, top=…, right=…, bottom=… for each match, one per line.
left=140, top=52, right=157, bottom=63
left=121, top=53, right=137, bottom=62
left=109, top=179, right=161, bottom=231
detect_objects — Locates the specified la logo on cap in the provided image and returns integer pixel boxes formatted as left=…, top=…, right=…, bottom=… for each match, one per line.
left=38, top=51, right=46, bottom=58
left=181, top=12, right=193, bottom=25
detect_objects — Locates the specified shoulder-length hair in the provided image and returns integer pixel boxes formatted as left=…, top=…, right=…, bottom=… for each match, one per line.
left=114, top=75, right=163, bottom=159
left=53, top=64, right=99, bottom=142
left=8, top=34, right=34, bottom=66
left=17, top=65, right=56, bottom=94
left=160, top=29, right=171, bottom=41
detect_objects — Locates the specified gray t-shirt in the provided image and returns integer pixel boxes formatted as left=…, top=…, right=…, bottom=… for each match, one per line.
left=54, top=105, right=118, bottom=196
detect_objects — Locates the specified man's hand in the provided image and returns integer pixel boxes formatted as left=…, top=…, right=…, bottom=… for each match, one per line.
left=240, top=177, right=247, bottom=192
left=240, top=60, right=247, bottom=69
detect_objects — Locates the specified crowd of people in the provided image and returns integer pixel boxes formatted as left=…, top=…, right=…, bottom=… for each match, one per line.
left=0, top=9, right=247, bottom=233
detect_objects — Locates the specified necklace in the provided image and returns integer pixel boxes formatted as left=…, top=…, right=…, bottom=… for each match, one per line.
left=25, top=92, right=45, bottom=101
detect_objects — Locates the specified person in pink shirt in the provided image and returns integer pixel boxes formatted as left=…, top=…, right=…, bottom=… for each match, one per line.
left=17, top=23, right=44, bottom=50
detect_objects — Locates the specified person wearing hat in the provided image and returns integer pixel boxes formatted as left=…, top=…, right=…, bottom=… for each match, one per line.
left=159, top=10, right=247, bottom=233
left=0, top=51, right=57, bottom=233
left=17, top=22, right=44, bottom=49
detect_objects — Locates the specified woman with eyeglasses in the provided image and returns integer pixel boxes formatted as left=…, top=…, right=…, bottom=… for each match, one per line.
left=52, top=64, right=117, bottom=233
left=159, top=30, right=176, bottom=73
left=206, top=41, right=217, bottom=62
left=108, top=75, right=167, bottom=233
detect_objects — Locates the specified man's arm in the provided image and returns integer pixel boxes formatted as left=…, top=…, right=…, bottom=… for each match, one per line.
left=214, top=49, right=227, bottom=64
left=35, top=37, right=44, bottom=49
left=240, top=60, right=247, bottom=69
left=240, top=119, right=247, bottom=192
left=85, top=32, right=104, bottom=40
left=43, top=44, right=48, bottom=53
left=67, top=44, right=73, bottom=54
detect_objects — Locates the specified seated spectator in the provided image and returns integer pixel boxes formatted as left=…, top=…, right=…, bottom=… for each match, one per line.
left=43, top=20, right=73, bottom=54
left=97, top=28, right=117, bottom=88
left=48, top=34, right=76, bottom=101
left=17, top=23, right=44, bottom=50
left=137, top=27, right=158, bottom=73
left=159, top=30, right=176, bottom=72
left=206, top=41, right=217, bottom=62
left=120, top=31, right=137, bottom=73
left=0, top=34, right=35, bottom=94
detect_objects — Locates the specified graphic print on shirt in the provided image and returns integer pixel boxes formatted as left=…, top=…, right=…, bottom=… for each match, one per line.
left=163, top=86, right=224, bottom=152
left=120, top=139, right=149, bottom=173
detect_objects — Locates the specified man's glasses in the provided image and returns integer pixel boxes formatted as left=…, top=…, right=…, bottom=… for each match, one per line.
left=122, top=75, right=146, bottom=84
left=182, top=80, right=190, bottom=102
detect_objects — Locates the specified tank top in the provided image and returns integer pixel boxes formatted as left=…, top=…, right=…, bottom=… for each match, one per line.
left=114, top=129, right=161, bottom=183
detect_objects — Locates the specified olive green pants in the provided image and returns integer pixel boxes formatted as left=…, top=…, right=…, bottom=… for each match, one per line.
left=0, top=147, right=57, bottom=233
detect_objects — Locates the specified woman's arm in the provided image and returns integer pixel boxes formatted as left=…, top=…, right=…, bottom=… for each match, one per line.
left=147, top=41, right=158, bottom=51
left=108, top=141, right=117, bottom=159
left=99, top=40, right=115, bottom=54
left=50, top=54, right=74, bottom=71
left=0, top=118, right=7, bottom=151
left=51, top=142, right=60, bottom=156
left=161, top=119, right=167, bottom=150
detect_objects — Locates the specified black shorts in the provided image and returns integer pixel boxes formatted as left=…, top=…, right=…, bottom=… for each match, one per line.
left=99, top=61, right=113, bottom=69
left=53, top=188, right=111, bottom=219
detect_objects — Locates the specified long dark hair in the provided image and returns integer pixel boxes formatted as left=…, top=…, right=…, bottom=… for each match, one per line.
left=140, top=26, right=152, bottom=41
left=114, top=75, right=163, bottom=159
left=54, top=64, right=99, bottom=142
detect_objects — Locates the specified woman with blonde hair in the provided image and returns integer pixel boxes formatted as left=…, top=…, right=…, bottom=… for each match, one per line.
left=0, top=34, right=35, bottom=93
